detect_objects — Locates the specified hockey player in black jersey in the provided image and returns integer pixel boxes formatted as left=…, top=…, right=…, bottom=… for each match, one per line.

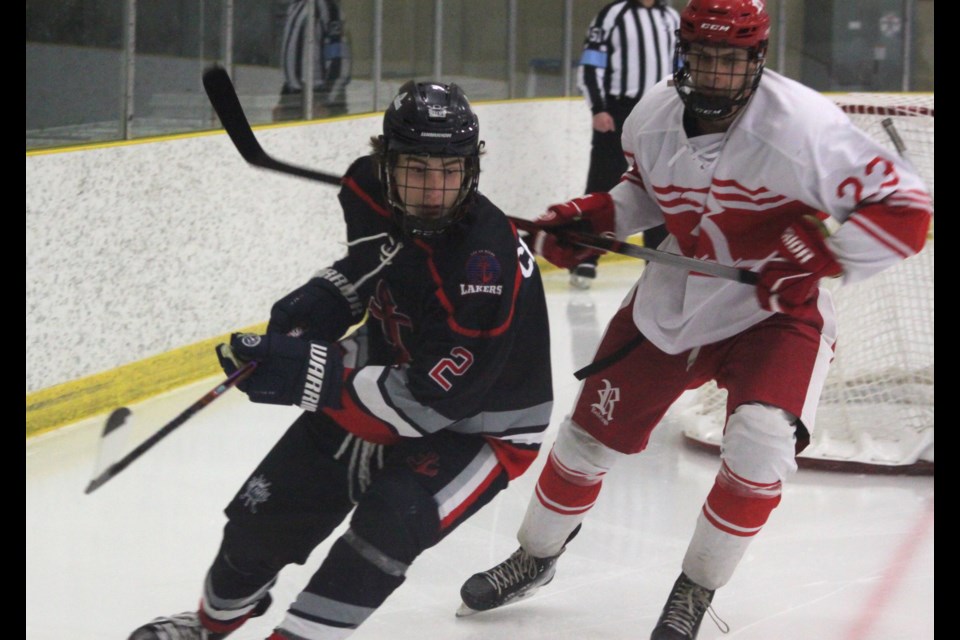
left=129, top=81, right=553, bottom=640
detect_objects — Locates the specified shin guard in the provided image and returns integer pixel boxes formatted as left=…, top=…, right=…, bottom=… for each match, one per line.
left=519, top=420, right=623, bottom=558
left=683, top=463, right=783, bottom=590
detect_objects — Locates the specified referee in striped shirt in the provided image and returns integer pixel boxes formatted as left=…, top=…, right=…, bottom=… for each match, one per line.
left=570, top=0, right=680, bottom=288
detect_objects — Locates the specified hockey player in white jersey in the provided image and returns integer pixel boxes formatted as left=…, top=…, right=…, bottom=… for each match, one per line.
left=458, top=0, right=932, bottom=638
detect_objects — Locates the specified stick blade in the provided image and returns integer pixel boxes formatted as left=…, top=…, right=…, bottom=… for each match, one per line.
left=202, top=65, right=266, bottom=163
left=84, top=473, right=110, bottom=495
left=85, top=408, right=134, bottom=495
left=202, top=65, right=342, bottom=186
left=102, top=407, right=131, bottom=435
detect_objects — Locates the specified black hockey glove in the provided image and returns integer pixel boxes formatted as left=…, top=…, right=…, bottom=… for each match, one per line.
left=216, top=333, right=343, bottom=411
left=268, top=276, right=354, bottom=342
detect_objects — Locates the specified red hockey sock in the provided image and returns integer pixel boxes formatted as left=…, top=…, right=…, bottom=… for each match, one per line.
left=701, top=463, right=782, bottom=537
left=534, top=451, right=604, bottom=516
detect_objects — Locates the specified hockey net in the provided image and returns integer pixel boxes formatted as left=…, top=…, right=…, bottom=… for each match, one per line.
left=679, top=93, right=934, bottom=475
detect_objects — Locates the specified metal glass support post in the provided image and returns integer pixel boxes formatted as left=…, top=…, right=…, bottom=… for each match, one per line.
left=121, top=0, right=136, bottom=140
left=214, top=1, right=235, bottom=129
left=902, top=0, right=914, bottom=90
left=508, top=0, right=518, bottom=98
left=221, top=0, right=234, bottom=72
left=776, top=0, right=786, bottom=74
left=433, top=0, right=443, bottom=79
left=563, top=0, right=573, bottom=96
left=373, top=0, right=383, bottom=111
left=304, top=0, right=316, bottom=118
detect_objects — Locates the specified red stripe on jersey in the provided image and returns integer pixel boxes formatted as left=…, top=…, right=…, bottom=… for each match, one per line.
left=343, top=176, right=391, bottom=219
left=652, top=184, right=710, bottom=196
left=714, top=192, right=789, bottom=207
left=711, top=178, right=772, bottom=196
left=656, top=193, right=706, bottom=209
left=322, top=368, right=402, bottom=445
left=623, top=154, right=645, bottom=187
left=413, top=234, right=523, bottom=339
left=439, top=463, right=502, bottom=530
left=485, top=436, right=540, bottom=481
left=848, top=201, right=931, bottom=256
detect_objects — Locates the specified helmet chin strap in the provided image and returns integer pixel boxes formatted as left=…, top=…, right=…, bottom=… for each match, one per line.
left=674, top=43, right=767, bottom=125
left=684, top=86, right=752, bottom=122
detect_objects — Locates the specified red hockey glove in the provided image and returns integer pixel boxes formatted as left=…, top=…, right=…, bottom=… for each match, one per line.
left=757, top=216, right=843, bottom=315
left=531, top=193, right=616, bottom=270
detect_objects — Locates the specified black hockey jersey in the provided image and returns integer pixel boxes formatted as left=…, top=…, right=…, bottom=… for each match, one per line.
left=314, top=155, right=553, bottom=479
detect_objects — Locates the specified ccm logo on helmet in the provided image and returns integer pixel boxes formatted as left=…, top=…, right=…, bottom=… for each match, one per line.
left=699, top=23, right=730, bottom=31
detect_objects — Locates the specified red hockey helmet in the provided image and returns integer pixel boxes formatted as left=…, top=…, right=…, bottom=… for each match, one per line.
left=679, top=0, right=770, bottom=48
left=674, top=0, right=770, bottom=121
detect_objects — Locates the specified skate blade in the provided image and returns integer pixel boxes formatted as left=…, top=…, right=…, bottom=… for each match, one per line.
left=456, top=602, right=481, bottom=617
left=455, top=585, right=545, bottom=618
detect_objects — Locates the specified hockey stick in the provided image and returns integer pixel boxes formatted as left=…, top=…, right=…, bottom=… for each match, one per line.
left=509, top=216, right=758, bottom=285
left=201, top=64, right=757, bottom=285
left=84, top=361, right=257, bottom=494
left=881, top=118, right=908, bottom=158
left=201, top=66, right=341, bottom=186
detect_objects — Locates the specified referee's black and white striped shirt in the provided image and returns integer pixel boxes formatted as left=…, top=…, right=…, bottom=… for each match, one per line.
left=577, top=0, right=680, bottom=114
left=280, top=0, right=351, bottom=95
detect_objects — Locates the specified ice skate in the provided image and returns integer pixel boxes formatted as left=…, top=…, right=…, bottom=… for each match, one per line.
left=569, top=262, right=597, bottom=289
left=127, top=611, right=222, bottom=640
left=128, top=595, right=271, bottom=640
left=650, top=572, right=726, bottom=640
left=457, top=546, right=560, bottom=616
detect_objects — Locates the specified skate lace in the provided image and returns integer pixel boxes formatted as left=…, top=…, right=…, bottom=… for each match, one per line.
left=484, top=549, right=539, bottom=593
left=660, top=580, right=729, bottom=636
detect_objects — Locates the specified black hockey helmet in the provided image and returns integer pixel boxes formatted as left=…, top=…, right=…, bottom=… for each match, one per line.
left=379, top=80, right=482, bottom=237
left=673, top=0, right=770, bottom=121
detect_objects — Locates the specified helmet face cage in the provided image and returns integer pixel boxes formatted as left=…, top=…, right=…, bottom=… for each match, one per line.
left=383, top=152, right=480, bottom=237
left=380, top=81, right=482, bottom=237
left=673, top=0, right=770, bottom=121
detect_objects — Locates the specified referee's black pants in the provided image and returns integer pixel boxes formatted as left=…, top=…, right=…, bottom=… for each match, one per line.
left=583, top=96, right=668, bottom=267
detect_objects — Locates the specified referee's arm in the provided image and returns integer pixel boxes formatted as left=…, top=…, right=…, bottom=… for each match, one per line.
left=578, top=24, right=609, bottom=116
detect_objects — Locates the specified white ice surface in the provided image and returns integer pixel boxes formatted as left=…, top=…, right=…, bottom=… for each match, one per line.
left=26, top=262, right=934, bottom=640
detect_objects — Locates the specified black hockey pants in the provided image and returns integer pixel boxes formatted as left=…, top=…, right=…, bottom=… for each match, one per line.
left=204, top=410, right=509, bottom=630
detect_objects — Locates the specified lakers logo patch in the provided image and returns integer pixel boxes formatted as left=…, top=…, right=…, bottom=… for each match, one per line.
left=461, top=250, right=502, bottom=295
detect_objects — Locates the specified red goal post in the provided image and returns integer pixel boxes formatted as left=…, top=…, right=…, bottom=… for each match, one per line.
left=678, top=92, right=934, bottom=475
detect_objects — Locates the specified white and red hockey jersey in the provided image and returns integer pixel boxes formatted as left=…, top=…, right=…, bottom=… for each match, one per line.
left=610, top=69, right=932, bottom=354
